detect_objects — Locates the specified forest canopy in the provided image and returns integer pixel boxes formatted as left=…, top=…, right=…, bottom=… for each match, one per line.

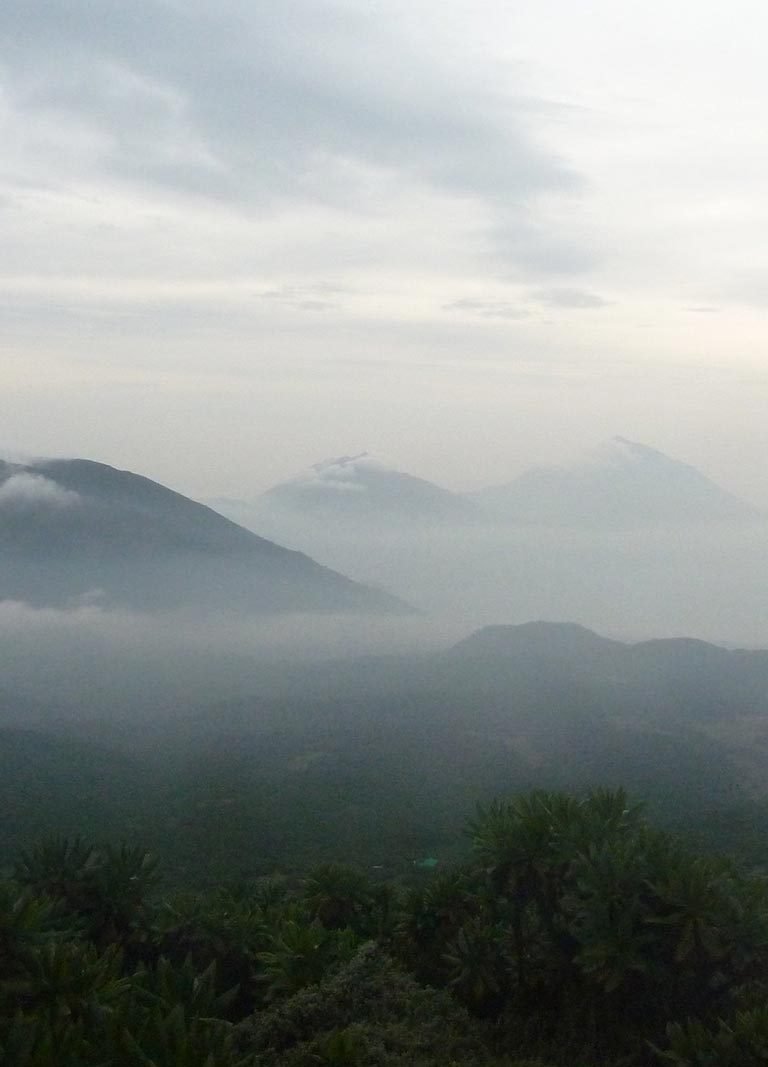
left=3, top=789, right=768, bottom=1066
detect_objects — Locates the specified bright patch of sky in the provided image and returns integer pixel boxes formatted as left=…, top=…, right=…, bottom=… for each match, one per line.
left=1, top=1, right=767, bottom=504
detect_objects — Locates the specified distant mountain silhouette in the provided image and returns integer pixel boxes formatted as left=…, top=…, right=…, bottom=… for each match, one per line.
left=0, top=457, right=410, bottom=614
left=449, top=620, right=768, bottom=724
left=453, top=619, right=621, bottom=654
left=470, top=437, right=760, bottom=525
left=259, top=453, right=479, bottom=524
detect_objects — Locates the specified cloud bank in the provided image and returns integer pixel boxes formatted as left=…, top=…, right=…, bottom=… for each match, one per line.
left=0, top=0, right=580, bottom=272
left=0, top=472, right=80, bottom=509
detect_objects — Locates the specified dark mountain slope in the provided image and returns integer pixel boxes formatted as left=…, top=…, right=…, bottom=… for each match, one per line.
left=0, top=457, right=410, bottom=614
left=451, top=620, right=625, bottom=665
left=448, top=622, right=768, bottom=728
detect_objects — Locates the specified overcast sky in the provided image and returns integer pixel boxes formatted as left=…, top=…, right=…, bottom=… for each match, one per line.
left=2, top=0, right=767, bottom=503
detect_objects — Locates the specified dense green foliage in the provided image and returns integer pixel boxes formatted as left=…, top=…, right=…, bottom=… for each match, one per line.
left=4, top=791, right=768, bottom=1065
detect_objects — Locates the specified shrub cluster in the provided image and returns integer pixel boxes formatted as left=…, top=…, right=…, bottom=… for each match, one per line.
left=3, top=791, right=768, bottom=1065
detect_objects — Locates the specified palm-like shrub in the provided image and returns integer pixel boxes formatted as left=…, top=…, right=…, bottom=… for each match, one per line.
left=304, top=865, right=371, bottom=928
left=5, top=791, right=768, bottom=1066
left=395, top=867, right=482, bottom=983
left=131, top=955, right=238, bottom=1018
left=659, top=1007, right=768, bottom=1065
left=465, top=788, right=768, bottom=1055
left=443, top=917, right=508, bottom=1015
left=155, top=888, right=272, bottom=1015
left=0, top=1014, right=98, bottom=1066
left=15, top=838, right=158, bottom=946
left=469, top=791, right=584, bottom=988
left=112, top=1002, right=256, bottom=1067
left=257, top=918, right=358, bottom=1002
left=0, top=885, right=57, bottom=976
left=13, top=838, right=96, bottom=904
left=12, top=940, right=129, bottom=1027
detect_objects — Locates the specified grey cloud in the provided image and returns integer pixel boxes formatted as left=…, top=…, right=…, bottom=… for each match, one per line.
left=490, top=223, right=599, bottom=279
left=530, top=287, right=609, bottom=309
left=259, top=284, right=346, bottom=313
left=0, top=1, right=582, bottom=269
left=0, top=599, right=451, bottom=714
left=0, top=472, right=80, bottom=508
left=443, top=298, right=529, bottom=321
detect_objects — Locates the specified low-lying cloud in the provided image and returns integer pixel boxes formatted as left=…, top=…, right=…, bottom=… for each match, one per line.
left=530, top=287, right=609, bottom=309
left=0, top=472, right=80, bottom=509
left=0, top=598, right=458, bottom=718
left=285, top=454, right=388, bottom=494
left=443, top=298, right=530, bottom=320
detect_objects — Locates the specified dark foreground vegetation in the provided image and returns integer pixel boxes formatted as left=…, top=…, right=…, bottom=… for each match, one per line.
left=3, top=789, right=768, bottom=1066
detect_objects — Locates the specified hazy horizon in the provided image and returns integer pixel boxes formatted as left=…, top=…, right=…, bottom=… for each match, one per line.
left=2, top=433, right=766, bottom=513
left=3, top=436, right=768, bottom=649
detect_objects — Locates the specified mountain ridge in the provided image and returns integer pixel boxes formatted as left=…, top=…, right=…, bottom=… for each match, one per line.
left=0, top=456, right=411, bottom=615
left=469, top=437, right=760, bottom=525
left=213, top=439, right=761, bottom=533
left=260, top=452, right=479, bottom=524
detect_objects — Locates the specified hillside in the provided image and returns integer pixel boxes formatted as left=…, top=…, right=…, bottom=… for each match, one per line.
left=0, top=457, right=410, bottom=614
left=6, top=621, right=768, bottom=881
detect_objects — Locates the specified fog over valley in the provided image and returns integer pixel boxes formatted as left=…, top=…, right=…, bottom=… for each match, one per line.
left=1, top=438, right=767, bottom=713
left=209, top=438, right=768, bottom=646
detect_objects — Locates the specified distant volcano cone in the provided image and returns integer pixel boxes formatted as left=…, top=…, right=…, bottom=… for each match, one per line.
left=470, top=438, right=760, bottom=525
